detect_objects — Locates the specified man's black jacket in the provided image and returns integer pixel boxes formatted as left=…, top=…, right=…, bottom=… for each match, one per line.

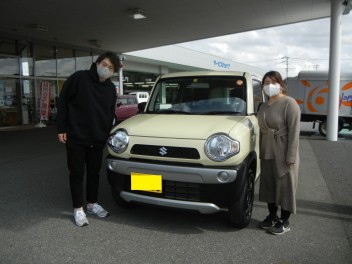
left=57, top=63, right=117, bottom=146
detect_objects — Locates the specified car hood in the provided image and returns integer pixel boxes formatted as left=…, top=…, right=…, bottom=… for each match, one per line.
left=115, top=114, right=245, bottom=140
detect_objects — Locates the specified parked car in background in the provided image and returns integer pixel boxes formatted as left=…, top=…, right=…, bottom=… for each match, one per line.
left=129, top=92, right=149, bottom=103
left=115, top=95, right=139, bottom=123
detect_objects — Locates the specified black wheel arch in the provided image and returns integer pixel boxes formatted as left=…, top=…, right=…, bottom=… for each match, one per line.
left=228, top=151, right=257, bottom=205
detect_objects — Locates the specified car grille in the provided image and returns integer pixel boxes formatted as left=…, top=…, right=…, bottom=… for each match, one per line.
left=164, top=181, right=204, bottom=202
left=130, top=144, right=200, bottom=159
left=130, top=180, right=205, bottom=202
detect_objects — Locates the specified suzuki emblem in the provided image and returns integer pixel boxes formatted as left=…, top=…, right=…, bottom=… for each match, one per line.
left=159, top=147, right=167, bottom=156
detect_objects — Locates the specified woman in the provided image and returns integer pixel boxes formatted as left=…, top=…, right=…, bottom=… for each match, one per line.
left=257, top=71, right=300, bottom=235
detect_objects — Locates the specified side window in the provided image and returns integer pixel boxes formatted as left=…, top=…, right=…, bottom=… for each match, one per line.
left=252, top=79, right=263, bottom=113
left=148, top=82, right=179, bottom=111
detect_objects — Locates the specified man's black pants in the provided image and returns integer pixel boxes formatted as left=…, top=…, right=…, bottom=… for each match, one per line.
left=66, top=142, right=104, bottom=208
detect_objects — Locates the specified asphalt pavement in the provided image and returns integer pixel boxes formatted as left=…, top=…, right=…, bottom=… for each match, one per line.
left=0, top=124, right=351, bottom=264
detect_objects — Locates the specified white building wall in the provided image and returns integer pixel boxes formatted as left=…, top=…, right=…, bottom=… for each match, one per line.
left=124, top=45, right=266, bottom=77
left=122, top=60, right=160, bottom=74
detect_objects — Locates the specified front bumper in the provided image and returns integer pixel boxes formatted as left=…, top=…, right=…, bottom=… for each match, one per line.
left=107, top=157, right=238, bottom=184
left=107, top=156, right=248, bottom=212
left=120, top=191, right=220, bottom=214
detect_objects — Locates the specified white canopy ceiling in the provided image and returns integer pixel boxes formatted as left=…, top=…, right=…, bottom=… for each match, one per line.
left=1, top=0, right=348, bottom=53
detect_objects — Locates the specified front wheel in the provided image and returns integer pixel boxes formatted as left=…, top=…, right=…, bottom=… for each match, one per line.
left=228, top=168, right=255, bottom=228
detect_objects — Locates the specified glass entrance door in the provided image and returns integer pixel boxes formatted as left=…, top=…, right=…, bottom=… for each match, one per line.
left=0, top=78, right=20, bottom=127
left=0, top=40, right=21, bottom=127
left=21, top=79, right=35, bottom=124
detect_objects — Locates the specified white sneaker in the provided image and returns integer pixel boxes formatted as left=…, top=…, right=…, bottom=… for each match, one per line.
left=74, top=209, right=89, bottom=227
left=87, top=203, right=110, bottom=218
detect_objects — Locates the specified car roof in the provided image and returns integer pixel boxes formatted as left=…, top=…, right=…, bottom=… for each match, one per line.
left=129, top=92, right=148, bottom=94
left=118, top=95, right=136, bottom=98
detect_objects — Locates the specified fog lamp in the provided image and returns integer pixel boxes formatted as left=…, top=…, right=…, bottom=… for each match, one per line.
left=217, top=171, right=230, bottom=183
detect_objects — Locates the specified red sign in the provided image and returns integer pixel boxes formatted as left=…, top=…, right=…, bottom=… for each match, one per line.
left=40, top=82, right=50, bottom=121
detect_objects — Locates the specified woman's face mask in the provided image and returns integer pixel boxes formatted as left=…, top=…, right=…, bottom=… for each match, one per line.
left=263, top=83, right=281, bottom=97
left=97, top=64, right=114, bottom=80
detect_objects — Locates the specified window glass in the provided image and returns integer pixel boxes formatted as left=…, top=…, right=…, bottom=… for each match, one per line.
left=148, top=76, right=247, bottom=115
left=0, top=55, right=19, bottom=76
left=21, top=79, right=35, bottom=124
left=34, top=44, right=56, bottom=76
left=0, top=78, right=20, bottom=126
left=76, top=50, right=92, bottom=71
left=123, top=71, right=157, bottom=93
left=0, top=39, right=19, bottom=76
left=57, top=48, right=74, bottom=77
left=20, top=42, right=33, bottom=76
left=252, top=79, right=263, bottom=112
left=0, top=38, right=17, bottom=55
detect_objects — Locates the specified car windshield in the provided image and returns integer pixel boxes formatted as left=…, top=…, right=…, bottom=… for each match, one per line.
left=118, top=97, right=137, bottom=105
left=146, top=76, right=247, bottom=115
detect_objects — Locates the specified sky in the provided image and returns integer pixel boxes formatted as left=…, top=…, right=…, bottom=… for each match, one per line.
left=177, top=15, right=352, bottom=78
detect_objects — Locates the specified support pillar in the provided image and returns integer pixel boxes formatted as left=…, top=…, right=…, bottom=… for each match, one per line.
left=119, top=65, right=124, bottom=95
left=327, top=0, right=345, bottom=141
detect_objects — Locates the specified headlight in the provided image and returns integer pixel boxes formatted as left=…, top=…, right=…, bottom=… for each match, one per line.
left=108, top=129, right=129, bottom=153
left=204, top=133, right=240, bottom=161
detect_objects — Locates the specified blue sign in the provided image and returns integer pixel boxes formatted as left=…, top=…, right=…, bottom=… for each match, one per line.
left=213, top=60, right=230, bottom=69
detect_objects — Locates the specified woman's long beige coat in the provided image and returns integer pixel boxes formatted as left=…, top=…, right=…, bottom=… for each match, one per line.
left=257, top=96, right=301, bottom=213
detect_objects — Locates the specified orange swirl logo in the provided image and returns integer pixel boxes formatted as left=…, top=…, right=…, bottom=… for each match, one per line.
left=297, top=80, right=352, bottom=112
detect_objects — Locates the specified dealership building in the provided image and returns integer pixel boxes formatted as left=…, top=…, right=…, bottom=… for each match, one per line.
left=0, top=38, right=265, bottom=128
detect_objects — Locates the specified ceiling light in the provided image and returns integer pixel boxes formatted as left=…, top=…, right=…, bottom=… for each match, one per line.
left=127, top=8, right=147, bottom=20
left=89, top=39, right=102, bottom=48
left=28, top=24, right=49, bottom=32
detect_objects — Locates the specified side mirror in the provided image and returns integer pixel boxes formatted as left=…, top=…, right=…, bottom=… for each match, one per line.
left=138, top=102, right=147, bottom=112
left=112, top=115, right=117, bottom=126
left=116, top=102, right=122, bottom=107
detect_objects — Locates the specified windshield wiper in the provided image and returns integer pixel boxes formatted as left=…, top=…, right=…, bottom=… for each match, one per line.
left=155, top=109, right=193, bottom=114
left=201, top=111, right=244, bottom=115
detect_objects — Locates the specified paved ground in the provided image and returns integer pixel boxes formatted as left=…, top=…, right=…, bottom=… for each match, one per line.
left=0, top=124, right=351, bottom=264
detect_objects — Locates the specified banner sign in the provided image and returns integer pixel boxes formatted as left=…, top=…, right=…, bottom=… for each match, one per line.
left=39, top=82, right=50, bottom=121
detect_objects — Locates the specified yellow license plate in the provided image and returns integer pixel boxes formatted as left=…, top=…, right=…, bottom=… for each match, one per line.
left=131, top=172, right=162, bottom=193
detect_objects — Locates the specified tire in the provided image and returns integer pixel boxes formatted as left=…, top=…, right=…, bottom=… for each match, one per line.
left=318, top=120, right=327, bottom=136
left=228, top=168, right=255, bottom=228
left=111, top=188, right=133, bottom=208
left=318, top=119, right=343, bottom=137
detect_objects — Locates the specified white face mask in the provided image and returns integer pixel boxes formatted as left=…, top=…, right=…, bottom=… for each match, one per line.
left=97, top=65, right=114, bottom=80
left=263, top=83, right=281, bottom=97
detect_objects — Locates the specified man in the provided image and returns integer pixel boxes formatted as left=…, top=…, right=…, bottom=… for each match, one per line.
left=57, top=52, right=118, bottom=227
